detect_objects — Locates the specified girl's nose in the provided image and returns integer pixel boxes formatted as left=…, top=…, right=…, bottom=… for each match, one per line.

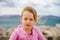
left=27, top=20, right=30, bottom=23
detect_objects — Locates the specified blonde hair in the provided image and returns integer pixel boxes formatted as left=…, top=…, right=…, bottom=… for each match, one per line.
left=21, top=6, right=37, bottom=23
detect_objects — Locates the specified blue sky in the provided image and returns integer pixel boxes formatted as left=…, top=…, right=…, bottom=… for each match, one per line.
left=0, top=0, right=60, bottom=16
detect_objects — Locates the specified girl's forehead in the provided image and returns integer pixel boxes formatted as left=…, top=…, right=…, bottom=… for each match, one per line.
left=22, top=11, right=34, bottom=18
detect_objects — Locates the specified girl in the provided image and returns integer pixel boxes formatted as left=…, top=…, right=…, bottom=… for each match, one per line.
left=9, top=6, right=46, bottom=40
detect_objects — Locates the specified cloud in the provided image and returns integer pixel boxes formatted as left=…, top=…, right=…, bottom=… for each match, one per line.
left=0, top=0, right=60, bottom=16
left=0, top=0, right=16, bottom=7
left=0, top=7, right=19, bottom=15
left=34, top=0, right=60, bottom=16
left=0, top=2, right=7, bottom=7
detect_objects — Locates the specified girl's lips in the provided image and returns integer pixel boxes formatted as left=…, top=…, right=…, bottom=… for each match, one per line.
left=26, top=25, right=30, bottom=26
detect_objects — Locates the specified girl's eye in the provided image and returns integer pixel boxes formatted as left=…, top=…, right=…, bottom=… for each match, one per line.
left=30, top=19, right=33, bottom=21
left=24, top=18, right=27, bottom=20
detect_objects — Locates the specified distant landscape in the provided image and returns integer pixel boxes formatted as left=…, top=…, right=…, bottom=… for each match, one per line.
left=0, top=15, right=60, bottom=29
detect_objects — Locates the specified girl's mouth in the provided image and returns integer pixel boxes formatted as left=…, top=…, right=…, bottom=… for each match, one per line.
left=26, top=25, right=30, bottom=26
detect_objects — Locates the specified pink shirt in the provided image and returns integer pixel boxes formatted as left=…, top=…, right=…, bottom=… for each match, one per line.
left=9, top=25, right=46, bottom=40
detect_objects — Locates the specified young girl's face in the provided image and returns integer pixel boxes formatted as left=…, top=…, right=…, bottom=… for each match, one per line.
left=22, top=11, right=35, bottom=28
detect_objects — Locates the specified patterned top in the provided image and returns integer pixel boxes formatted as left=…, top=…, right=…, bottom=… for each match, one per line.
left=9, top=25, right=46, bottom=40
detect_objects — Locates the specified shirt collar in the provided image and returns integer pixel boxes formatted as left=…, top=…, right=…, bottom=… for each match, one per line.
left=17, top=25, right=35, bottom=38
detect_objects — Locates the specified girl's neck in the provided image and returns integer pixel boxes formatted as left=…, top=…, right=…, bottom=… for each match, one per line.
left=23, top=27, right=32, bottom=35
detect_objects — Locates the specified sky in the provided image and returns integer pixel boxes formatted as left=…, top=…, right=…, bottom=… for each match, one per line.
left=0, top=0, right=60, bottom=16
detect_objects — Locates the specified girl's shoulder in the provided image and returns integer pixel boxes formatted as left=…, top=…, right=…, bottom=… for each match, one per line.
left=12, top=25, right=23, bottom=33
left=33, top=26, right=39, bottom=31
left=33, top=26, right=42, bottom=33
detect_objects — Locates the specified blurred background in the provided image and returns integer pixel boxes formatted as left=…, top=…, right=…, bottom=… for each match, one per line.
left=0, top=0, right=60, bottom=40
